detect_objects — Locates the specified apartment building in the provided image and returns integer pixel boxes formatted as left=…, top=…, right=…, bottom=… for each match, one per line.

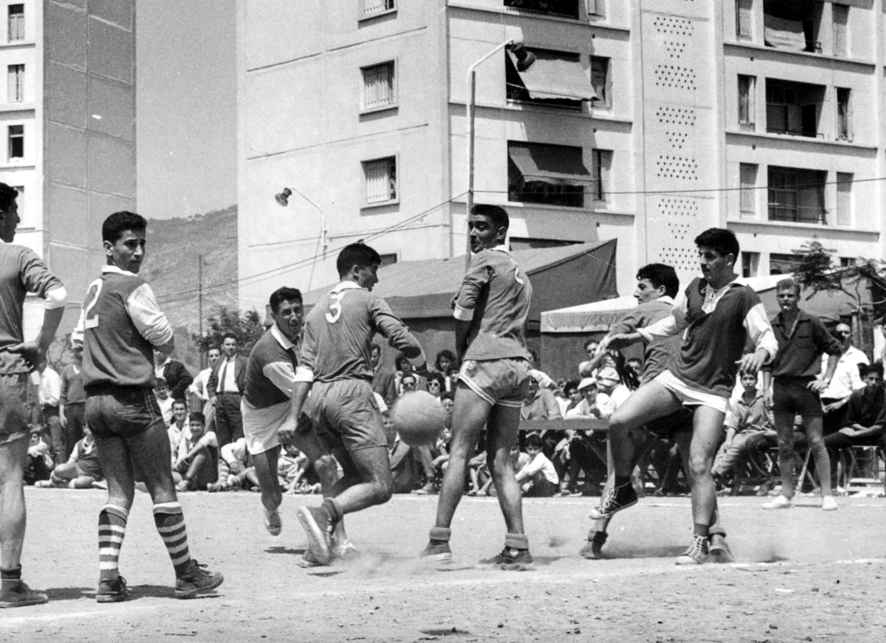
left=0, top=0, right=136, bottom=334
left=237, top=0, right=886, bottom=311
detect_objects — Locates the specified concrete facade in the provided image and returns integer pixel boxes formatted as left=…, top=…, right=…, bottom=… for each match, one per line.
left=0, top=0, right=136, bottom=336
left=237, top=0, right=886, bottom=312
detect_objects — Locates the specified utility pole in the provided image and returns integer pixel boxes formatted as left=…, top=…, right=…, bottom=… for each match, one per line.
left=197, top=254, right=204, bottom=368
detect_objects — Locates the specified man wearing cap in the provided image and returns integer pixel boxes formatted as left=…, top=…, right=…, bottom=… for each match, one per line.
left=520, top=373, right=562, bottom=422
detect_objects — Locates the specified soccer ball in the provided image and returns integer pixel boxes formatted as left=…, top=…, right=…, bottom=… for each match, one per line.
left=391, top=390, right=446, bottom=447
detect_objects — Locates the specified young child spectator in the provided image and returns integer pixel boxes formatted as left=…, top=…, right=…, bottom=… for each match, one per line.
left=711, top=371, right=772, bottom=486
left=515, top=433, right=559, bottom=497
left=36, top=427, right=103, bottom=489
left=174, top=412, right=219, bottom=491
left=25, top=428, right=53, bottom=485
left=433, top=349, right=457, bottom=394
left=154, top=377, right=174, bottom=426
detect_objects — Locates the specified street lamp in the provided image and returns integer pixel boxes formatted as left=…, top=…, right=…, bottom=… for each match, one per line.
left=464, top=39, right=535, bottom=266
left=274, top=186, right=328, bottom=256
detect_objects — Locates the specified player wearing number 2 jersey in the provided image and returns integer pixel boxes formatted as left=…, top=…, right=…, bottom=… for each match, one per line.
left=422, top=204, right=535, bottom=571
left=74, top=211, right=222, bottom=603
left=288, top=242, right=427, bottom=566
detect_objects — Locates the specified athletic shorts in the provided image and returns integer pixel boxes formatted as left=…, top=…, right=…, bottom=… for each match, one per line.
left=458, top=358, right=531, bottom=408
left=654, top=369, right=728, bottom=415
left=86, top=386, right=166, bottom=439
left=772, top=378, right=822, bottom=418
left=0, top=353, right=30, bottom=446
left=303, top=378, right=387, bottom=452
left=241, top=398, right=289, bottom=455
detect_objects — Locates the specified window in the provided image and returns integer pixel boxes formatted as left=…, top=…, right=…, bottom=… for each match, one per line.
left=769, top=252, right=804, bottom=275
left=361, top=61, right=395, bottom=111
left=836, top=87, right=851, bottom=141
left=590, top=56, right=610, bottom=109
left=587, top=0, right=605, bottom=17
left=763, top=0, right=821, bottom=53
left=738, top=75, right=755, bottom=130
left=741, top=251, right=760, bottom=278
left=739, top=163, right=757, bottom=216
left=7, top=124, right=23, bottom=159
left=736, top=0, right=753, bottom=40
left=503, top=0, right=580, bottom=20
left=765, top=78, right=824, bottom=138
left=361, top=0, right=395, bottom=18
left=767, top=165, right=827, bottom=224
left=362, top=156, right=397, bottom=205
left=505, top=48, right=592, bottom=108
left=839, top=256, right=855, bottom=268
left=7, top=64, right=23, bottom=103
left=7, top=4, right=23, bottom=42
left=379, top=253, right=398, bottom=267
left=832, top=4, right=849, bottom=57
left=508, top=141, right=589, bottom=208
left=836, top=172, right=852, bottom=226
left=592, top=149, right=612, bottom=203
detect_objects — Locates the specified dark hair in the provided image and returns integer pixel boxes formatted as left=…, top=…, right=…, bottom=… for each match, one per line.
left=269, top=286, right=303, bottom=313
left=435, top=349, right=456, bottom=370
left=172, top=398, right=187, bottom=408
left=0, top=182, right=18, bottom=214
left=636, top=263, right=679, bottom=298
left=401, top=372, right=417, bottom=384
left=207, top=345, right=220, bottom=353
left=395, top=354, right=410, bottom=370
left=440, top=391, right=454, bottom=402
left=471, top=203, right=509, bottom=231
left=862, top=362, right=883, bottom=379
left=222, top=332, right=238, bottom=343
left=337, top=242, right=381, bottom=277
left=102, top=211, right=147, bottom=244
left=525, top=433, right=543, bottom=450
left=694, top=228, right=739, bottom=260
left=427, top=372, right=446, bottom=389
left=564, top=379, right=580, bottom=395
left=188, top=411, right=206, bottom=425
left=583, top=339, right=598, bottom=351
left=156, top=377, right=168, bottom=387
left=775, top=277, right=800, bottom=295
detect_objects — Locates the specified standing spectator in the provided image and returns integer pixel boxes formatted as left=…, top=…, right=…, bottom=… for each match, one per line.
left=154, top=378, right=174, bottom=426
left=370, top=343, right=397, bottom=408
left=208, top=332, right=246, bottom=446
left=155, top=350, right=193, bottom=402
left=761, top=278, right=842, bottom=511
left=188, top=346, right=220, bottom=415
left=34, top=357, right=63, bottom=465
left=60, top=345, right=87, bottom=460
left=820, top=322, right=869, bottom=434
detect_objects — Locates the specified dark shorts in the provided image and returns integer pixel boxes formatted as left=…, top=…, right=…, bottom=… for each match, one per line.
left=0, top=354, right=30, bottom=446
left=86, top=386, right=166, bottom=439
left=304, top=379, right=387, bottom=452
left=458, top=358, right=531, bottom=408
left=773, top=378, right=822, bottom=418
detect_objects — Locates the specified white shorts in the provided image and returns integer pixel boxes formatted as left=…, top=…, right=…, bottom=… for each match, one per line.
left=241, top=398, right=292, bottom=455
left=654, top=370, right=728, bottom=415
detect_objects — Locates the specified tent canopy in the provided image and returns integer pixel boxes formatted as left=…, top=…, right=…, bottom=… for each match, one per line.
left=304, top=240, right=619, bottom=324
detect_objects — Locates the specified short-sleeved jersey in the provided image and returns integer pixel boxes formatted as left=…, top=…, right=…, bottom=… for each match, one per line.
left=610, top=297, right=680, bottom=384
left=0, top=243, right=63, bottom=347
left=299, top=281, right=423, bottom=383
left=81, top=271, right=159, bottom=389
left=452, top=247, right=532, bottom=361
left=244, top=324, right=297, bottom=409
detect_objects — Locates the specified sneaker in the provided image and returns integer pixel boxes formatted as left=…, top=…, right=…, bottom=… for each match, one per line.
left=420, top=540, right=453, bottom=563
left=174, top=560, right=224, bottom=599
left=96, top=575, right=129, bottom=603
left=578, top=531, right=608, bottom=560
left=481, top=547, right=534, bottom=571
left=675, top=536, right=709, bottom=565
left=588, top=481, right=638, bottom=520
left=412, top=483, right=436, bottom=495
left=331, top=538, right=358, bottom=560
left=175, top=479, right=190, bottom=493
left=296, top=549, right=324, bottom=569
left=708, top=534, right=735, bottom=564
left=264, top=508, right=282, bottom=536
left=761, top=494, right=792, bottom=510
left=0, top=581, right=49, bottom=608
left=296, top=505, right=335, bottom=566
left=821, top=495, right=839, bottom=511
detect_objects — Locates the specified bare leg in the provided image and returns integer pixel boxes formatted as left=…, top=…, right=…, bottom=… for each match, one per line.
left=251, top=446, right=282, bottom=515
left=773, top=410, right=797, bottom=499
left=608, top=382, right=682, bottom=478
left=0, top=437, right=28, bottom=570
left=486, top=405, right=524, bottom=535
left=803, top=415, right=832, bottom=497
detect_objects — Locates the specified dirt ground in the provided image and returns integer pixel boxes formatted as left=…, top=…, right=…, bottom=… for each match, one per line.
left=3, top=488, right=886, bottom=642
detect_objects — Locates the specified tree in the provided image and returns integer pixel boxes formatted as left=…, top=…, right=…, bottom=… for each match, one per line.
left=191, top=306, right=265, bottom=357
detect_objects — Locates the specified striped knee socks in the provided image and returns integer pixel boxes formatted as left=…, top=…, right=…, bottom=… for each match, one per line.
left=98, top=504, right=129, bottom=581
left=152, top=502, right=191, bottom=575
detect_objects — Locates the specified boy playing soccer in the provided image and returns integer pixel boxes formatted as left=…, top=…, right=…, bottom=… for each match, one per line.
left=75, top=211, right=222, bottom=601
left=421, top=203, right=535, bottom=570
left=287, top=242, right=427, bottom=566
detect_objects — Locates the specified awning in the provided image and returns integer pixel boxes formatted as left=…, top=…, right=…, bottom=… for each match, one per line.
left=764, top=14, right=806, bottom=51
left=509, top=143, right=591, bottom=185
left=508, top=50, right=597, bottom=102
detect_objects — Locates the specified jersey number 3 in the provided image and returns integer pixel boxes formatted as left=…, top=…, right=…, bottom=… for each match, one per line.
left=82, top=279, right=103, bottom=329
left=325, top=290, right=346, bottom=324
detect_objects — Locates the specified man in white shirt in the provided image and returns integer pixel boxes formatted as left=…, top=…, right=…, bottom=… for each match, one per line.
left=35, top=359, right=63, bottom=465
left=820, top=322, right=869, bottom=434
left=189, top=346, right=220, bottom=416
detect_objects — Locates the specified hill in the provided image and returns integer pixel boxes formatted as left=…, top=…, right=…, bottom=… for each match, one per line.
left=142, top=205, right=238, bottom=333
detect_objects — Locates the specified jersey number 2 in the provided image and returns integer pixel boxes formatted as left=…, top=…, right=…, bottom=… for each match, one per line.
left=82, top=279, right=103, bottom=329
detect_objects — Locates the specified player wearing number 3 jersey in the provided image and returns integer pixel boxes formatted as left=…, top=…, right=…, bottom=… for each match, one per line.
left=289, top=242, right=426, bottom=566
